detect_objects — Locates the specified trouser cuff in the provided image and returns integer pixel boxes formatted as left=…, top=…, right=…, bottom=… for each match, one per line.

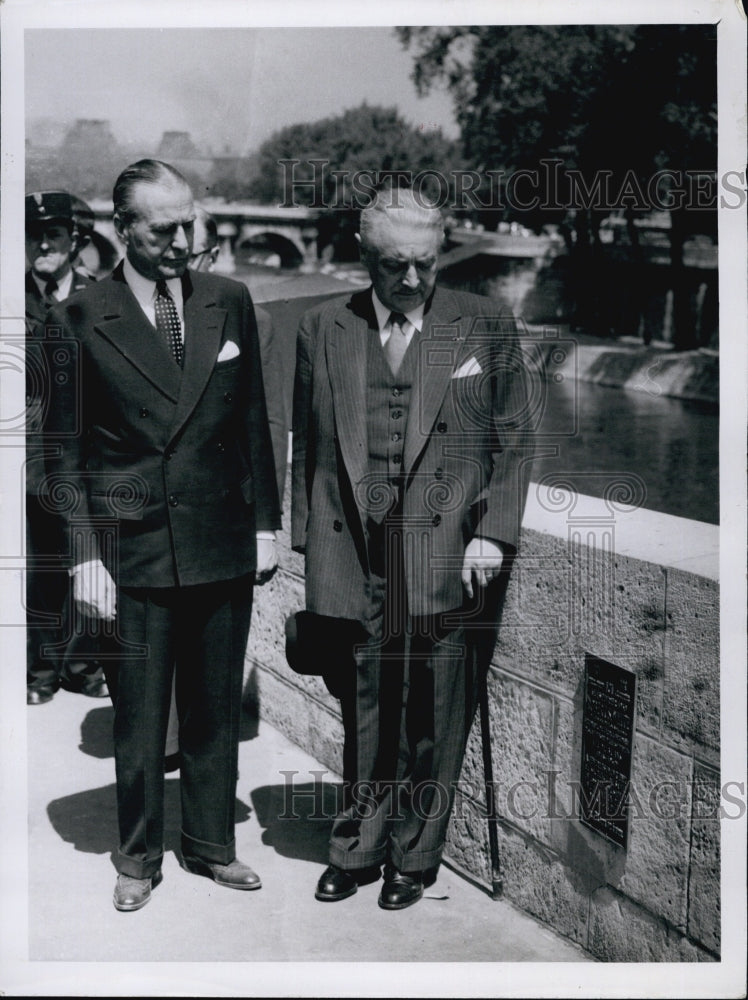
left=389, top=842, right=444, bottom=872
left=116, top=847, right=164, bottom=879
left=181, top=830, right=236, bottom=865
left=329, top=845, right=387, bottom=870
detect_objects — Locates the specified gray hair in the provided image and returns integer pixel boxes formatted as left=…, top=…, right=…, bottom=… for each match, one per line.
left=359, top=186, right=444, bottom=250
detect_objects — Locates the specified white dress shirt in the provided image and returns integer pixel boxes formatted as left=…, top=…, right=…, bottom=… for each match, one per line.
left=123, top=258, right=185, bottom=343
left=371, top=290, right=424, bottom=346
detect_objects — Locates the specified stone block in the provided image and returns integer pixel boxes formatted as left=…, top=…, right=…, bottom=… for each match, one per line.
left=618, top=735, right=693, bottom=929
left=495, top=532, right=667, bottom=737
left=499, top=834, right=591, bottom=950
left=253, top=663, right=344, bottom=778
left=446, top=793, right=591, bottom=951
left=449, top=811, right=591, bottom=950
left=444, top=788, right=492, bottom=884
left=588, top=886, right=716, bottom=962
left=485, top=671, right=557, bottom=844
left=455, top=709, right=487, bottom=808
left=248, top=569, right=304, bottom=674
left=587, top=556, right=667, bottom=736
left=662, top=568, right=720, bottom=752
left=687, top=761, right=721, bottom=954
left=494, top=530, right=578, bottom=690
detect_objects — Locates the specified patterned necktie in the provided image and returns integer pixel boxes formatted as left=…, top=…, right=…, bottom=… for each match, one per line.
left=384, top=311, right=409, bottom=376
left=155, top=279, right=184, bottom=367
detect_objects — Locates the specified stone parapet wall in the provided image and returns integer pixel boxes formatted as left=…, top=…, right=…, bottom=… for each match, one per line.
left=244, top=480, right=720, bottom=963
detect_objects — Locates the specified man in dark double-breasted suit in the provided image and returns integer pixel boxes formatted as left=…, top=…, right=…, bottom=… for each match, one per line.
left=44, top=160, right=280, bottom=911
left=292, top=185, right=534, bottom=910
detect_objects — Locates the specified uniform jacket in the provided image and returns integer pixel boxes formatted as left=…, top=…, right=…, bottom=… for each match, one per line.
left=292, top=285, right=534, bottom=620
left=43, top=261, right=281, bottom=588
left=26, top=268, right=93, bottom=496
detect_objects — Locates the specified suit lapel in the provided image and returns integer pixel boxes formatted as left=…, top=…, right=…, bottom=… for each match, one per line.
left=168, top=271, right=227, bottom=439
left=403, top=287, right=462, bottom=474
left=327, top=291, right=372, bottom=506
left=93, top=266, right=182, bottom=402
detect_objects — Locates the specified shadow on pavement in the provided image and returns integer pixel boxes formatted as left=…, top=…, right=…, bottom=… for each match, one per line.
left=46, top=781, right=253, bottom=861
left=77, top=703, right=259, bottom=761
left=78, top=705, right=114, bottom=759
left=251, top=782, right=344, bottom=865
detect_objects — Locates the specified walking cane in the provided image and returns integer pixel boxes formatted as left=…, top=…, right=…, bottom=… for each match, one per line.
left=478, top=661, right=503, bottom=899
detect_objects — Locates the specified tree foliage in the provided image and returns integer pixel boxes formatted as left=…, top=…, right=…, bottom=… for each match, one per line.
left=248, top=102, right=463, bottom=258
left=396, top=25, right=716, bottom=181
left=397, top=25, right=718, bottom=347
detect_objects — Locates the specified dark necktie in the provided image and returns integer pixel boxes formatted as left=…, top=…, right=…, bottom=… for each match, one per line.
left=44, top=278, right=58, bottom=303
left=384, top=311, right=409, bottom=376
left=155, top=280, right=184, bottom=367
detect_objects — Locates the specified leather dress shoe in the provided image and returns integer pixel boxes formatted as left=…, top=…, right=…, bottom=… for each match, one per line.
left=182, top=854, right=261, bottom=890
left=61, top=667, right=109, bottom=699
left=27, top=684, right=57, bottom=706
left=314, top=863, right=381, bottom=902
left=113, top=869, right=163, bottom=912
left=378, top=867, right=424, bottom=910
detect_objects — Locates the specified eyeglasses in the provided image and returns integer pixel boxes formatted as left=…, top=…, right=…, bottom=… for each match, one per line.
left=189, top=248, right=215, bottom=263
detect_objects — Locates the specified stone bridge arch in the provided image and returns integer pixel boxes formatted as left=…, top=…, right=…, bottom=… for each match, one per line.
left=236, top=225, right=306, bottom=268
left=83, top=200, right=322, bottom=277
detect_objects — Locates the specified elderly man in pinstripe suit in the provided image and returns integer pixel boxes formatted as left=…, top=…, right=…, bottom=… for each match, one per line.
left=292, top=184, right=534, bottom=910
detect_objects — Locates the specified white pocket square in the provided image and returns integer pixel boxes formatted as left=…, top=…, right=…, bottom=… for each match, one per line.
left=452, top=357, right=483, bottom=379
left=217, top=340, right=240, bottom=362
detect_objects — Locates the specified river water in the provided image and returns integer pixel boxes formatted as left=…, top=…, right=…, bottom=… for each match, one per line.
left=529, top=377, right=718, bottom=525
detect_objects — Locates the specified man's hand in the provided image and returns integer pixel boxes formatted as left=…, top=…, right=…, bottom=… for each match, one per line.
left=256, top=533, right=278, bottom=584
left=71, top=559, right=117, bottom=620
left=461, top=537, right=504, bottom=599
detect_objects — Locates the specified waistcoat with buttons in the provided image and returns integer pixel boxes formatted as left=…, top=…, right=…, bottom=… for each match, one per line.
left=365, top=326, right=419, bottom=521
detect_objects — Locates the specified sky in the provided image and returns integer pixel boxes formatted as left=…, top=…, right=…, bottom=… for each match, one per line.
left=25, top=27, right=459, bottom=155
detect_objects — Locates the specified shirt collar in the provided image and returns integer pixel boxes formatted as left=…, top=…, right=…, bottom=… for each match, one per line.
left=32, top=267, right=73, bottom=300
left=123, top=257, right=183, bottom=312
left=371, top=289, right=424, bottom=333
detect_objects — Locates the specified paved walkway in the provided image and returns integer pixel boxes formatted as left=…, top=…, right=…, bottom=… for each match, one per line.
left=14, top=686, right=592, bottom=994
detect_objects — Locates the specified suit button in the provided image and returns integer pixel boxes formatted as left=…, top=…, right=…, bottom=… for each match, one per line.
left=139, top=407, right=149, bottom=418
left=165, top=450, right=174, bottom=461
left=217, top=441, right=225, bottom=452
left=432, top=514, right=442, bottom=526
left=391, top=409, right=402, bottom=420
left=434, top=467, right=443, bottom=479
left=392, top=432, right=401, bottom=442
left=333, top=520, right=343, bottom=532
left=437, top=421, right=447, bottom=433
left=393, top=454, right=402, bottom=465
left=168, top=495, right=178, bottom=507
left=224, top=391, right=233, bottom=403
left=392, top=388, right=401, bottom=397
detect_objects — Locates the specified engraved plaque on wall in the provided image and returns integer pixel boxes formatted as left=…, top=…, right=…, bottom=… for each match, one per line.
left=580, top=654, right=637, bottom=849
